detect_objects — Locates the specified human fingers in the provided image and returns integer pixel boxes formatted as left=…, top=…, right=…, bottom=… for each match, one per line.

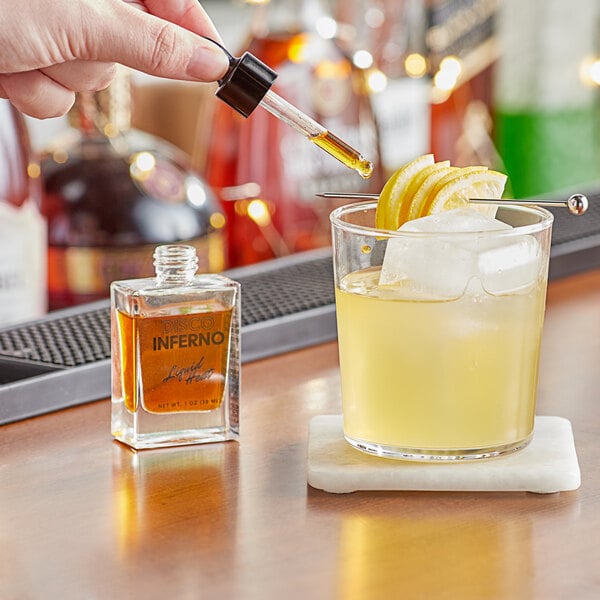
left=0, top=0, right=228, bottom=81
left=41, top=61, right=118, bottom=93
left=131, top=0, right=223, bottom=41
left=87, top=2, right=229, bottom=82
left=0, top=61, right=117, bottom=119
left=0, top=71, right=75, bottom=119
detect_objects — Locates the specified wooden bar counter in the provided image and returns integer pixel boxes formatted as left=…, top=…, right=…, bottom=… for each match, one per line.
left=2, top=269, right=600, bottom=599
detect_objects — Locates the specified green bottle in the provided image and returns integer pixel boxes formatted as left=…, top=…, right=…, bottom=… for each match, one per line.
left=494, top=0, right=600, bottom=198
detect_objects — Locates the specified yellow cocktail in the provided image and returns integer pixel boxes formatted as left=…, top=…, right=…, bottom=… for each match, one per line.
left=330, top=201, right=553, bottom=460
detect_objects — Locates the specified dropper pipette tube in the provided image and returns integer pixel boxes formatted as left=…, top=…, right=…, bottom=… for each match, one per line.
left=258, top=90, right=374, bottom=179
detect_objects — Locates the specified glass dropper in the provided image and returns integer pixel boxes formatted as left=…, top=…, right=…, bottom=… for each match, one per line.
left=259, top=90, right=374, bottom=179
left=203, top=37, right=374, bottom=179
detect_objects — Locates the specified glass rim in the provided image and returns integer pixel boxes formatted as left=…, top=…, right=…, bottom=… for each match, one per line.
left=329, top=201, right=554, bottom=239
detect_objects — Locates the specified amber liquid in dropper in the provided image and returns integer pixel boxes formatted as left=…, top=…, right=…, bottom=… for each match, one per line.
left=310, top=130, right=374, bottom=179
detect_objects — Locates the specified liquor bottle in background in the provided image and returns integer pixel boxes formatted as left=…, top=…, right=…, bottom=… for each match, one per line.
left=204, top=0, right=382, bottom=267
left=0, top=99, right=47, bottom=325
left=427, top=0, right=500, bottom=168
left=40, top=67, right=226, bottom=310
left=111, top=244, right=240, bottom=449
left=494, top=0, right=600, bottom=198
left=334, top=0, right=431, bottom=178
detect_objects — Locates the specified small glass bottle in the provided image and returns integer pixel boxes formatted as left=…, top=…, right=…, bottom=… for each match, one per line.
left=110, top=244, right=240, bottom=449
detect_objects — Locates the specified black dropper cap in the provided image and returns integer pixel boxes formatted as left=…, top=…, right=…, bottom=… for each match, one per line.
left=215, top=52, right=278, bottom=118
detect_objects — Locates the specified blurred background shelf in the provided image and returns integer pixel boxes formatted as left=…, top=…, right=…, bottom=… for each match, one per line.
left=2, top=0, right=600, bottom=423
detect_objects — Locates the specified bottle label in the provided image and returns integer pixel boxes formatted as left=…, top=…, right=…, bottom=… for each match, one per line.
left=0, top=199, right=47, bottom=325
left=48, top=232, right=225, bottom=300
left=116, top=304, right=233, bottom=414
left=370, top=77, right=431, bottom=175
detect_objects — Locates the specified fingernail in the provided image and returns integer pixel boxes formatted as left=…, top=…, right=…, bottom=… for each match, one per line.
left=187, top=45, right=230, bottom=81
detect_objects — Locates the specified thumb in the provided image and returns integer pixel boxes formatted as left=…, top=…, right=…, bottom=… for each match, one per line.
left=88, top=5, right=230, bottom=82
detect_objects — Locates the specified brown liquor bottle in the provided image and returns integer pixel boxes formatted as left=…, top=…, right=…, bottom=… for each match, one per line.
left=40, top=68, right=226, bottom=310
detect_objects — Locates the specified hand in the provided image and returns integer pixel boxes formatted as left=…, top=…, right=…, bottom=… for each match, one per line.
left=0, top=0, right=230, bottom=119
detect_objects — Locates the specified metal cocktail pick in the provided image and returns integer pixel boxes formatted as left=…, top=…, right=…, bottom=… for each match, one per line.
left=316, top=193, right=589, bottom=216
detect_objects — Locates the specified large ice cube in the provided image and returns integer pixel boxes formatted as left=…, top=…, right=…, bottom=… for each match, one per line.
left=379, top=208, right=540, bottom=297
left=379, top=209, right=508, bottom=297
left=379, top=232, right=475, bottom=298
left=476, top=235, right=542, bottom=294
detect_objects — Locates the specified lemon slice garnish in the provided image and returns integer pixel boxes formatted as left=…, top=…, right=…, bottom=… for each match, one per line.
left=375, top=154, right=434, bottom=230
left=396, top=161, right=450, bottom=226
left=418, top=166, right=488, bottom=218
left=376, top=155, right=508, bottom=229
left=405, top=165, right=455, bottom=222
left=427, top=168, right=507, bottom=216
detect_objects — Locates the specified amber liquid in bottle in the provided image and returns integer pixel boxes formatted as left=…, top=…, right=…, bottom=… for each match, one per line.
left=116, top=301, right=233, bottom=415
left=205, top=29, right=382, bottom=267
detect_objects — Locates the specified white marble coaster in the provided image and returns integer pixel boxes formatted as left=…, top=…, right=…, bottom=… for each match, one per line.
left=307, top=415, right=581, bottom=494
